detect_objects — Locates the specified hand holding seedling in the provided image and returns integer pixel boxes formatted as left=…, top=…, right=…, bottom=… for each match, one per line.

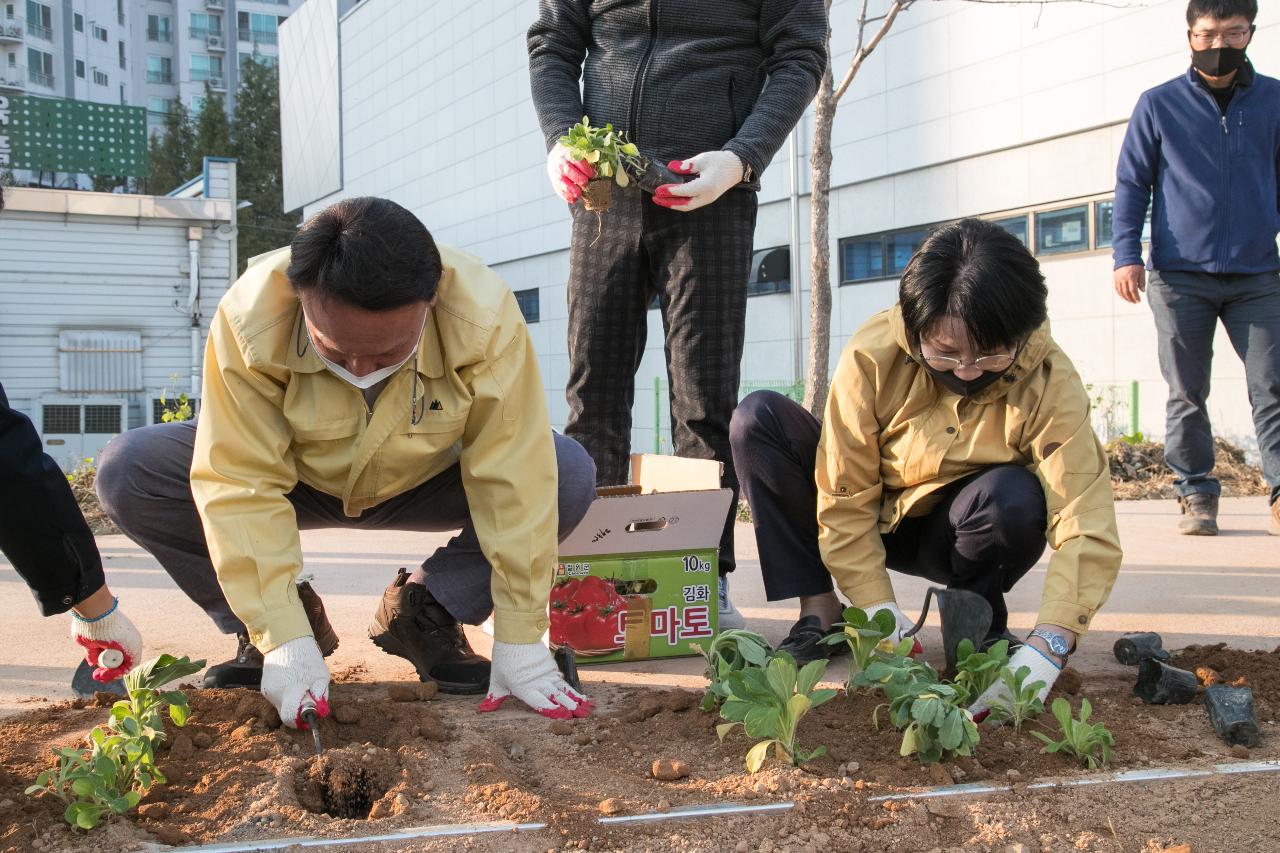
left=547, top=142, right=595, bottom=204
left=653, top=151, right=746, bottom=211
left=262, top=636, right=331, bottom=730
left=969, top=644, right=1057, bottom=724
left=478, top=640, right=595, bottom=720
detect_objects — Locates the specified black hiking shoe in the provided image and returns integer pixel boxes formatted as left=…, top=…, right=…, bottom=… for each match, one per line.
left=369, top=568, right=491, bottom=695
left=776, top=615, right=849, bottom=665
left=203, top=581, right=340, bottom=689
left=981, top=629, right=1024, bottom=653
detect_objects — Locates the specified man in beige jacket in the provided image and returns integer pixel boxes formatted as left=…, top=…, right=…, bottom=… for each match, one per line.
left=97, top=197, right=595, bottom=727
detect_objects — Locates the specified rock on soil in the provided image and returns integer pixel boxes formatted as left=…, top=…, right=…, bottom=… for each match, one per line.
left=168, top=733, right=194, bottom=761
left=651, top=759, right=690, bottom=781
left=599, top=797, right=623, bottom=815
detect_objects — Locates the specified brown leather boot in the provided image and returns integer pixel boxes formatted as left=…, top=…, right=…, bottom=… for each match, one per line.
left=369, top=568, right=490, bottom=694
left=1269, top=500, right=1279, bottom=536
left=298, top=579, right=340, bottom=657
left=1177, top=493, right=1219, bottom=536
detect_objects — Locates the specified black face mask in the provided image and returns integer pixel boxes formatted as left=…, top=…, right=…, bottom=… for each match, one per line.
left=924, top=363, right=1007, bottom=398
left=1192, top=45, right=1247, bottom=77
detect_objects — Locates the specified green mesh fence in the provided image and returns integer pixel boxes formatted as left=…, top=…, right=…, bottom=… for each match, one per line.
left=8, top=95, right=148, bottom=177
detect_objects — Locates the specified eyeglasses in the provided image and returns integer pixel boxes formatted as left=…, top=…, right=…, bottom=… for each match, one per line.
left=919, top=352, right=1016, bottom=372
left=1189, top=27, right=1252, bottom=49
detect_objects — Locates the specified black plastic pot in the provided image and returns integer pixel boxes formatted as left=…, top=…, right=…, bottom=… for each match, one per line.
left=1203, top=684, right=1262, bottom=747
left=1113, top=632, right=1171, bottom=666
left=1133, top=658, right=1198, bottom=705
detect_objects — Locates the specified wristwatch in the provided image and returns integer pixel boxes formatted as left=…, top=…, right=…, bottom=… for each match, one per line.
left=1029, top=628, right=1071, bottom=662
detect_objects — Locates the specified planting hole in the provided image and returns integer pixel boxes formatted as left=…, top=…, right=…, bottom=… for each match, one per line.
left=298, top=748, right=393, bottom=820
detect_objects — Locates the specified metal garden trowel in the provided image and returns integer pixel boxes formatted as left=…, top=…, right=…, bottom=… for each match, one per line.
left=902, top=587, right=993, bottom=673
left=71, top=659, right=125, bottom=699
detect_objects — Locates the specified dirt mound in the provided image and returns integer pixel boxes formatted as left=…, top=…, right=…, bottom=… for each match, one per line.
left=1109, top=438, right=1268, bottom=500
left=1, top=674, right=1277, bottom=853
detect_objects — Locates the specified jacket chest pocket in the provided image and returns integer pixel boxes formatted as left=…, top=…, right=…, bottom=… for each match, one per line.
left=404, top=411, right=468, bottom=444
left=292, top=416, right=362, bottom=442
left=1229, top=109, right=1272, bottom=161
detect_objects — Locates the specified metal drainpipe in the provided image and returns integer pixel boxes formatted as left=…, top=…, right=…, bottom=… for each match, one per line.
left=187, top=227, right=203, bottom=400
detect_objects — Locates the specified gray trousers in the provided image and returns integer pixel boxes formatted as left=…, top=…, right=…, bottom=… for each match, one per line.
left=1148, top=269, right=1280, bottom=504
left=94, top=421, right=597, bottom=634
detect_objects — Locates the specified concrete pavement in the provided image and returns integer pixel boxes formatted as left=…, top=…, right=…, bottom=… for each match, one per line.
left=0, top=497, right=1275, bottom=718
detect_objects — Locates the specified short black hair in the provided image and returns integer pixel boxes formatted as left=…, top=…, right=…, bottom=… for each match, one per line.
left=1187, top=0, right=1257, bottom=26
left=286, top=196, right=441, bottom=310
left=898, top=218, right=1048, bottom=353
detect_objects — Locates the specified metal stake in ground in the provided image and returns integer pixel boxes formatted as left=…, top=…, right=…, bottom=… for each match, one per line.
left=300, top=699, right=323, bottom=756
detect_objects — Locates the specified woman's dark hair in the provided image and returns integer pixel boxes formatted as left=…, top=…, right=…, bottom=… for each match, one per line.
left=286, top=196, right=441, bottom=310
left=1187, top=0, right=1257, bottom=26
left=898, top=218, right=1048, bottom=353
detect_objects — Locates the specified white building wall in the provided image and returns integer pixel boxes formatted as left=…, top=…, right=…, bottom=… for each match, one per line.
left=286, top=0, right=1275, bottom=457
left=0, top=186, right=236, bottom=465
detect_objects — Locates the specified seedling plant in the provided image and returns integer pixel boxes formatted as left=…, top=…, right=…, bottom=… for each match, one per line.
left=1033, top=698, right=1115, bottom=770
left=690, top=629, right=773, bottom=712
left=821, top=606, right=896, bottom=689
left=558, top=117, right=641, bottom=212
left=26, top=654, right=204, bottom=829
left=880, top=678, right=980, bottom=765
left=984, top=665, right=1046, bottom=732
left=951, top=638, right=1011, bottom=705
left=716, top=652, right=838, bottom=772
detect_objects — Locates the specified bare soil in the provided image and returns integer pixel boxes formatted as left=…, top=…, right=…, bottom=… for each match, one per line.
left=1, top=649, right=1278, bottom=853
left=1109, top=438, right=1268, bottom=501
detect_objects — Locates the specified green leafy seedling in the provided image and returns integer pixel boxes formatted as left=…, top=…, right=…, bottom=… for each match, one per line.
left=558, top=116, right=641, bottom=188
left=951, top=638, right=1010, bottom=705
left=716, top=652, right=838, bottom=773
left=881, top=676, right=980, bottom=765
left=26, top=654, right=204, bottom=830
left=853, top=637, right=937, bottom=701
left=1032, top=697, right=1114, bottom=770
left=985, top=665, right=1046, bottom=732
left=689, top=629, right=773, bottom=712
left=821, top=606, right=897, bottom=688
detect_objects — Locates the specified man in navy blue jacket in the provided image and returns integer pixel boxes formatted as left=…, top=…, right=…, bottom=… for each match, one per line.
left=1114, top=0, right=1280, bottom=537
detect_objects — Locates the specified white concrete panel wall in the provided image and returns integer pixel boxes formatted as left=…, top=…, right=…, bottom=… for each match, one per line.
left=279, top=0, right=342, bottom=212
left=295, top=0, right=1276, bottom=457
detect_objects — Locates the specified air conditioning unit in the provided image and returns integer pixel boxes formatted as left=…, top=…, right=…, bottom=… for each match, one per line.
left=206, top=34, right=224, bottom=49
left=37, top=396, right=129, bottom=471
left=146, top=393, right=201, bottom=426
left=208, top=76, right=225, bottom=90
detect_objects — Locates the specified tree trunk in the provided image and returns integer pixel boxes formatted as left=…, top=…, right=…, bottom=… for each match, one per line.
left=803, top=31, right=836, bottom=418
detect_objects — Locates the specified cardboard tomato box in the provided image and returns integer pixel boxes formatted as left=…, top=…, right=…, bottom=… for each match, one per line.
left=551, top=455, right=733, bottom=664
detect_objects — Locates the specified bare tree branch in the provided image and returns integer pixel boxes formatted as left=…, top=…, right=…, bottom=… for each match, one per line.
left=833, top=0, right=913, bottom=103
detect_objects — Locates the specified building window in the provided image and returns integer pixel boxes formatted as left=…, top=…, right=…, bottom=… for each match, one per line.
left=189, top=12, right=220, bottom=39
left=237, top=11, right=279, bottom=44
left=1035, top=206, right=1090, bottom=256
left=746, top=246, right=791, bottom=297
left=239, top=51, right=276, bottom=70
left=146, top=55, right=172, bottom=84
left=514, top=288, right=540, bottom=323
left=73, top=11, right=83, bottom=31
left=93, top=69, right=108, bottom=86
left=74, top=58, right=84, bottom=78
left=92, top=24, right=108, bottom=42
left=992, top=214, right=1029, bottom=247
left=147, top=96, right=173, bottom=123
left=887, top=228, right=929, bottom=276
left=26, top=46, right=53, bottom=86
left=190, top=54, right=222, bottom=81
left=147, top=14, right=171, bottom=42
left=840, top=235, right=886, bottom=284
left=118, top=41, right=126, bottom=69
left=25, top=1, right=50, bottom=39
left=190, top=95, right=205, bottom=115
left=1094, top=201, right=1114, bottom=249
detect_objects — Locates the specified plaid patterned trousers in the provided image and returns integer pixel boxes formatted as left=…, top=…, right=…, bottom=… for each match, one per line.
left=565, top=186, right=758, bottom=573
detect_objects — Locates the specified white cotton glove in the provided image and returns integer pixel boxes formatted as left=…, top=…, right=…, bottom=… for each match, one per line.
left=261, top=636, right=330, bottom=730
left=652, top=150, right=745, bottom=211
left=865, top=600, right=924, bottom=656
left=547, top=141, right=595, bottom=204
left=477, top=641, right=594, bottom=719
left=71, top=598, right=143, bottom=683
left=969, top=644, right=1060, bottom=724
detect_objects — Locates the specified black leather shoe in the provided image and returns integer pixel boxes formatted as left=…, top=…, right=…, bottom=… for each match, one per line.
left=776, top=616, right=849, bottom=665
left=369, top=568, right=491, bottom=694
left=203, top=631, right=264, bottom=688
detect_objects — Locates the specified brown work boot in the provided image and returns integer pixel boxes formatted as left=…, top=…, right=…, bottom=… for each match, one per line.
left=1269, top=500, right=1280, bottom=536
left=202, top=581, right=339, bottom=689
left=369, top=568, right=491, bottom=695
left=1177, top=493, right=1219, bottom=536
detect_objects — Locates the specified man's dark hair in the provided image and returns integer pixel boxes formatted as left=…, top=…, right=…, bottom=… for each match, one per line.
left=898, top=218, right=1048, bottom=353
left=286, top=196, right=441, bottom=310
left=1187, top=0, right=1257, bottom=26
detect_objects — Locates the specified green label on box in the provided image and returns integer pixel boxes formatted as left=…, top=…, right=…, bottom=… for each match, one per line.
left=551, top=549, right=719, bottom=664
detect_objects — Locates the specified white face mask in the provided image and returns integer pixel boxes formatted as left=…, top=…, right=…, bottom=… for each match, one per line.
left=308, top=312, right=426, bottom=390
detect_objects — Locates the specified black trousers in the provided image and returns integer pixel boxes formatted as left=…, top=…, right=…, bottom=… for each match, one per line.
left=730, top=391, right=1048, bottom=633
left=565, top=186, right=758, bottom=574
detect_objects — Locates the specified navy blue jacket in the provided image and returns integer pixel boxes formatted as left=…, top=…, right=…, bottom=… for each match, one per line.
left=1114, top=65, right=1280, bottom=274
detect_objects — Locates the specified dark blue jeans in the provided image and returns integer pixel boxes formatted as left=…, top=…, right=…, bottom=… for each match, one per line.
left=1148, top=270, right=1280, bottom=504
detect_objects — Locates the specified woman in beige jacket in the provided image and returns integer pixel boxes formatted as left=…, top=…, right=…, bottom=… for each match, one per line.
left=731, top=218, right=1122, bottom=713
